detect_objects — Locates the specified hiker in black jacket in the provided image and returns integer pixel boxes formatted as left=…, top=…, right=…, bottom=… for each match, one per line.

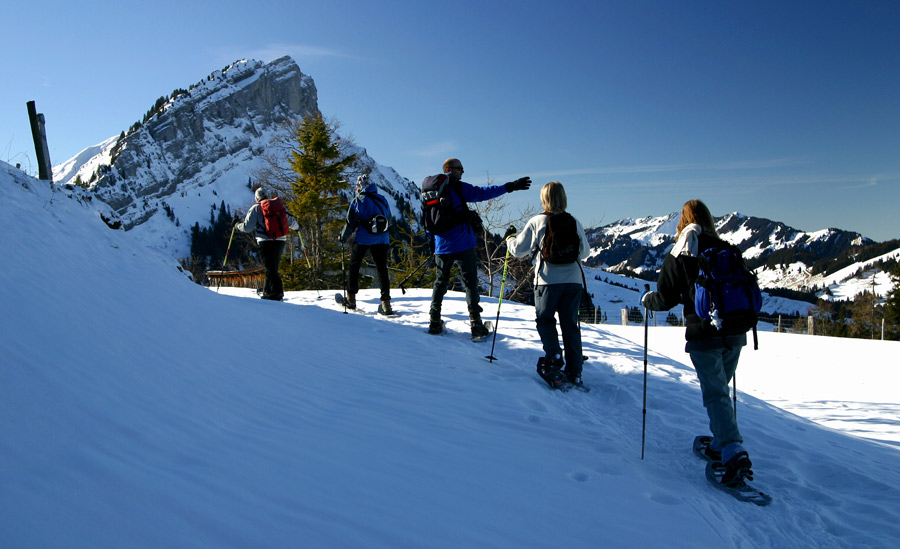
left=641, top=199, right=753, bottom=486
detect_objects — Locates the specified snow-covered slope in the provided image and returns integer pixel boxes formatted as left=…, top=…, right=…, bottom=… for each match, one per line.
left=3, top=163, right=900, bottom=547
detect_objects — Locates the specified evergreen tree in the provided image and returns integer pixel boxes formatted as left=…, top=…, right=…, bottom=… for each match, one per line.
left=883, top=263, right=900, bottom=341
left=285, top=114, right=357, bottom=285
left=848, top=290, right=881, bottom=340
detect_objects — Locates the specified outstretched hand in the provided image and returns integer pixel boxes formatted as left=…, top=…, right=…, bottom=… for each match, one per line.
left=505, top=177, right=531, bottom=192
left=503, top=225, right=517, bottom=240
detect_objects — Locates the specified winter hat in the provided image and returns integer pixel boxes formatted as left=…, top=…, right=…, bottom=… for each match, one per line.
left=356, top=174, right=369, bottom=192
left=255, top=187, right=268, bottom=202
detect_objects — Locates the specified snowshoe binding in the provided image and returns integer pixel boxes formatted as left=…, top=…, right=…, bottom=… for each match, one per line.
left=537, top=356, right=567, bottom=390
left=692, top=436, right=723, bottom=463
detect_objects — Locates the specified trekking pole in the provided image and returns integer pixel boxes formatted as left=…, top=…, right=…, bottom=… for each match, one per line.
left=341, top=243, right=348, bottom=313
left=733, top=373, right=737, bottom=421
left=223, top=225, right=236, bottom=269
left=398, top=254, right=434, bottom=294
left=296, top=229, right=312, bottom=269
left=641, top=283, right=650, bottom=460
left=485, top=247, right=511, bottom=363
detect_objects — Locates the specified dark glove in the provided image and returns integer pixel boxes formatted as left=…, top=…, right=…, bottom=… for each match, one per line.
left=503, top=225, right=517, bottom=240
left=232, top=217, right=241, bottom=228
left=504, top=177, right=531, bottom=192
left=641, top=291, right=656, bottom=309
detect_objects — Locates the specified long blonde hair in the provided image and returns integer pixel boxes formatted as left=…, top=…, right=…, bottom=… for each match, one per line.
left=541, top=181, right=567, bottom=213
left=676, top=199, right=718, bottom=238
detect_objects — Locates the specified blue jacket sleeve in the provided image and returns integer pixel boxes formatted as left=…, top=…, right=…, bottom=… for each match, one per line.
left=459, top=182, right=508, bottom=203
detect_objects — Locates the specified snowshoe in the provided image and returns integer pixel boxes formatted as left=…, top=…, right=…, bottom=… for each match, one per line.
left=536, top=356, right=566, bottom=390
left=705, top=460, right=772, bottom=506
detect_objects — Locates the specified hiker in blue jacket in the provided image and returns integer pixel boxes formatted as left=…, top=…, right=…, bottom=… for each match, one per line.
left=340, top=174, right=393, bottom=314
left=641, top=199, right=753, bottom=486
left=425, top=158, right=531, bottom=337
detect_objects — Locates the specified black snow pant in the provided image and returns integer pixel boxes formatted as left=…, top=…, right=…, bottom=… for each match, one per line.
left=348, top=243, right=392, bottom=302
left=259, top=239, right=286, bottom=300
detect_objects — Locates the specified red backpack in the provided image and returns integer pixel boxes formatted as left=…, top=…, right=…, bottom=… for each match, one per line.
left=259, top=197, right=289, bottom=239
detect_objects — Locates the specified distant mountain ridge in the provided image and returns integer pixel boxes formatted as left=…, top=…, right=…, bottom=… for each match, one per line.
left=586, top=212, right=898, bottom=298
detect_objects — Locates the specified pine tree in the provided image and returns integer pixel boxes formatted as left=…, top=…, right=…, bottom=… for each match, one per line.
left=284, top=114, right=357, bottom=284
left=848, top=290, right=881, bottom=340
left=883, top=263, right=900, bottom=341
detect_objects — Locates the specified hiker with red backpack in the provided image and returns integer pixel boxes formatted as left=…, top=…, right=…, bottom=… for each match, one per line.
left=234, top=187, right=299, bottom=301
left=339, top=174, right=394, bottom=314
left=505, top=181, right=591, bottom=386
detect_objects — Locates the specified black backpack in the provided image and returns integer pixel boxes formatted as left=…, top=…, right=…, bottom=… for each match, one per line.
left=421, top=174, right=468, bottom=235
left=540, top=212, right=581, bottom=264
left=694, top=243, right=763, bottom=346
left=360, top=192, right=390, bottom=235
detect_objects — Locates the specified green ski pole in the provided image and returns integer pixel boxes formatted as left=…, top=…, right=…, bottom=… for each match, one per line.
left=485, top=246, right=511, bottom=363
left=223, top=225, right=236, bottom=268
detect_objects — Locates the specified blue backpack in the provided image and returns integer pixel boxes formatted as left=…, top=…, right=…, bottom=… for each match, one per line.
left=694, top=244, right=762, bottom=347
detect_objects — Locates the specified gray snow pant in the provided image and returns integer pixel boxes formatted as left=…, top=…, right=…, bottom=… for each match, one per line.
left=534, top=283, right=584, bottom=379
left=687, top=338, right=745, bottom=450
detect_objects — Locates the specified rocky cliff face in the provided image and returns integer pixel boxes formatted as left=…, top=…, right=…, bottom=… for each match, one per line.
left=84, top=57, right=318, bottom=225
left=53, top=57, right=418, bottom=259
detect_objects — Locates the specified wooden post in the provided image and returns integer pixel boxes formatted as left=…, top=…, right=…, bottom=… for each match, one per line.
left=27, top=101, right=53, bottom=181
left=808, top=315, right=814, bottom=336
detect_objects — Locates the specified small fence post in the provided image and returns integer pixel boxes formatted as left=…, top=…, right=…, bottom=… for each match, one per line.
left=808, top=315, right=814, bottom=335
left=621, top=308, right=628, bottom=326
left=27, top=101, right=53, bottom=182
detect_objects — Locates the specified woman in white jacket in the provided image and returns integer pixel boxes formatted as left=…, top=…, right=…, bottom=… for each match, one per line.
left=506, top=181, right=591, bottom=384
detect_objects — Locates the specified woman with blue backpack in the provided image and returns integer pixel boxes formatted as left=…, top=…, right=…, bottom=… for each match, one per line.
left=641, top=199, right=758, bottom=489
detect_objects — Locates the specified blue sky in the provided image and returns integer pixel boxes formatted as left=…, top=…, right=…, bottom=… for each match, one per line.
left=3, top=0, right=898, bottom=241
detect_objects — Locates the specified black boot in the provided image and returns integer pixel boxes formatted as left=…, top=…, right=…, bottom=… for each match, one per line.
left=428, top=310, right=443, bottom=334
left=721, top=451, right=753, bottom=487
left=470, top=314, right=490, bottom=338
